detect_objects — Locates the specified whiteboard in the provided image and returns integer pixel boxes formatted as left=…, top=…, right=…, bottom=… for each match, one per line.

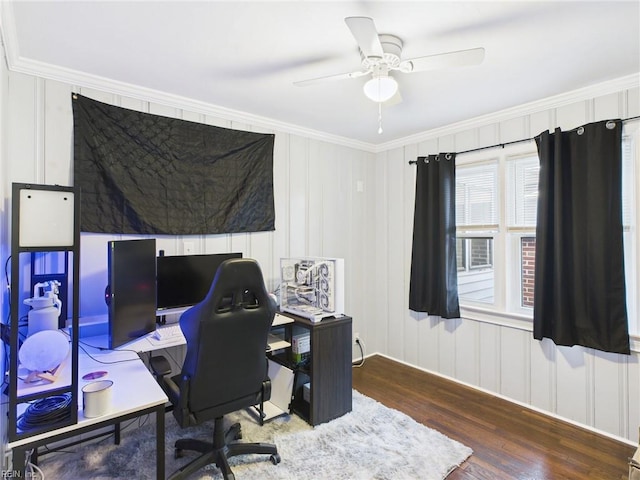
left=19, top=189, right=75, bottom=247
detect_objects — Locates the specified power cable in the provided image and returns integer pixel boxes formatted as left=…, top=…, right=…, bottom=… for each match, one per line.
left=352, top=338, right=366, bottom=368
left=17, top=393, right=73, bottom=431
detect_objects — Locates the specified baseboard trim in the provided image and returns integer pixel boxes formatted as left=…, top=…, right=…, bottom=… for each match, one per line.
left=371, top=352, right=637, bottom=447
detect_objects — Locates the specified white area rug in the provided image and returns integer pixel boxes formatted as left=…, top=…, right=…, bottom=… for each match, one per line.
left=39, top=390, right=472, bottom=479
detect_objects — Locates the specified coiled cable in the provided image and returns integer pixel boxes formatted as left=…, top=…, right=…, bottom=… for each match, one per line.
left=17, top=393, right=73, bottom=431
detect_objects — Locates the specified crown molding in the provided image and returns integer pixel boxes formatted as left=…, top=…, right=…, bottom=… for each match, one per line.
left=0, top=2, right=17, bottom=66
left=376, top=73, right=640, bottom=153
left=1, top=2, right=637, bottom=156
left=12, top=56, right=376, bottom=152
left=0, top=1, right=374, bottom=153
left=4, top=47, right=638, bottom=157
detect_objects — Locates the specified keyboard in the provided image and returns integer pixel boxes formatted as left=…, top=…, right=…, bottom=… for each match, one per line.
left=151, top=324, right=183, bottom=343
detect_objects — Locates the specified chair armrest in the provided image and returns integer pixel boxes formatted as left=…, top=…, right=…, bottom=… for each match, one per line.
left=149, top=357, right=193, bottom=426
left=262, top=379, right=271, bottom=402
left=149, top=355, right=172, bottom=378
left=170, top=374, right=195, bottom=426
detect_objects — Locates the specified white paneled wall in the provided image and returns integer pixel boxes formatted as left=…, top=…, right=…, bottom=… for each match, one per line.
left=0, top=70, right=376, bottom=471
left=1, top=48, right=639, bottom=461
left=0, top=68, right=377, bottom=460
left=371, top=84, right=640, bottom=444
left=0, top=73, right=375, bottom=325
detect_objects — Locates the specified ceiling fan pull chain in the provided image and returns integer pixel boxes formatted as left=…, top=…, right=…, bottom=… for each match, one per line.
left=378, top=102, right=383, bottom=135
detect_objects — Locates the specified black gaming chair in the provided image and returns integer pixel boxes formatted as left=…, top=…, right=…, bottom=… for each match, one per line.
left=150, top=258, right=280, bottom=480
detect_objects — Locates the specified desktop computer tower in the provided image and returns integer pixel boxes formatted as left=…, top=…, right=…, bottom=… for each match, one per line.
left=279, top=257, right=344, bottom=322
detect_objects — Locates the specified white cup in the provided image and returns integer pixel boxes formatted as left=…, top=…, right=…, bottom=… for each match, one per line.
left=82, top=380, right=113, bottom=417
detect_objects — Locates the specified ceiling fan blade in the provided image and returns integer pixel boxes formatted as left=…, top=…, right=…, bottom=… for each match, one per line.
left=400, top=47, right=485, bottom=73
left=345, top=16, right=384, bottom=59
left=294, top=69, right=369, bottom=87
left=216, top=54, right=340, bottom=79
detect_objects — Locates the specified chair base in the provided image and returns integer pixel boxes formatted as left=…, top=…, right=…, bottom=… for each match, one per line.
left=168, top=418, right=280, bottom=480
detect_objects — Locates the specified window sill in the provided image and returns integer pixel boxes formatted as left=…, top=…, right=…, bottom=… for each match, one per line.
left=459, top=305, right=533, bottom=331
left=459, top=305, right=640, bottom=354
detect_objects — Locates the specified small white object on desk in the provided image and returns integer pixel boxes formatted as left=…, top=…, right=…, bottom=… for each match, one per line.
left=267, top=334, right=290, bottom=352
left=82, top=379, right=113, bottom=418
left=150, top=324, right=184, bottom=344
left=272, top=312, right=294, bottom=326
left=280, top=305, right=333, bottom=323
left=19, top=330, right=69, bottom=372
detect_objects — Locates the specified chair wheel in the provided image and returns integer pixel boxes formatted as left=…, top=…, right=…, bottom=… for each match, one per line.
left=270, top=453, right=281, bottom=465
left=174, top=448, right=184, bottom=459
left=228, top=423, right=242, bottom=440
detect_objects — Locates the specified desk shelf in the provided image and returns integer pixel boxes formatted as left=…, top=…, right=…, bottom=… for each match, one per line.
left=267, top=333, right=291, bottom=352
left=269, top=312, right=352, bottom=426
left=8, top=183, right=81, bottom=442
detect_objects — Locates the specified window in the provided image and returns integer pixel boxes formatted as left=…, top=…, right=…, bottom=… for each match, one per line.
left=507, top=155, right=539, bottom=311
left=454, top=122, right=640, bottom=340
left=456, top=163, right=498, bottom=227
left=457, top=238, right=494, bottom=272
left=455, top=145, right=540, bottom=316
left=456, top=162, right=497, bottom=304
left=507, top=156, right=539, bottom=227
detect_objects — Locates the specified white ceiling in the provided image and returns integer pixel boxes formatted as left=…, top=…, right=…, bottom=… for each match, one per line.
left=1, top=1, right=639, bottom=147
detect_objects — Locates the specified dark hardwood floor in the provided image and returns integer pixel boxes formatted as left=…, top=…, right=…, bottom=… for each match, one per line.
left=352, top=355, right=635, bottom=480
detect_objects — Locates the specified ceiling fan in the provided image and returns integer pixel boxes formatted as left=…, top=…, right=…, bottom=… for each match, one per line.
left=294, top=16, right=485, bottom=105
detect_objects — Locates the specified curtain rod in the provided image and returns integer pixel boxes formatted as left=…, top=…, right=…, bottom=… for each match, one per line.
left=408, top=115, right=640, bottom=165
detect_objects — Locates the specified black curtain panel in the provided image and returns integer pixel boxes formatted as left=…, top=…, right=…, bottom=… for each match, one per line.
left=409, top=154, right=460, bottom=319
left=72, top=94, right=275, bottom=235
left=534, top=120, right=630, bottom=354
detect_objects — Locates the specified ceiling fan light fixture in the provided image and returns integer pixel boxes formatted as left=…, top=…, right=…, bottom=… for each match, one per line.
left=363, top=75, right=398, bottom=103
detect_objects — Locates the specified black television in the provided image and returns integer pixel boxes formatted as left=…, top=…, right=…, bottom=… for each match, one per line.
left=105, top=239, right=157, bottom=349
left=156, top=252, right=242, bottom=313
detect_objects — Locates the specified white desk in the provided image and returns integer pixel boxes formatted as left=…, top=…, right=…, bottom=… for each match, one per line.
left=7, top=346, right=168, bottom=479
left=8, top=312, right=295, bottom=476
left=78, top=326, right=186, bottom=353
left=81, top=312, right=295, bottom=353
left=104, top=314, right=296, bottom=423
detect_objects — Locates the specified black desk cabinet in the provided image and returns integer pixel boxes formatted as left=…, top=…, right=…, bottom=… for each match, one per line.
left=272, top=313, right=352, bottom=426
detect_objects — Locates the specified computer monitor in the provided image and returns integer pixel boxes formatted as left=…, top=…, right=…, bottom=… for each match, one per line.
left=105, top=239, right=156, bottom=349
left=156, top=252, right=242, bottom=313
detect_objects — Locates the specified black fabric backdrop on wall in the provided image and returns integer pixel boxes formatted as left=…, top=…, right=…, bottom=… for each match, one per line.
left=72, top=94, right=275, bottom=235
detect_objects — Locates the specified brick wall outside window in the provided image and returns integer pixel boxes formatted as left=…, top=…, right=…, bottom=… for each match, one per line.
left=470, top=239, right=492, bottom=268
left=521, top=237, right=536, bottom=307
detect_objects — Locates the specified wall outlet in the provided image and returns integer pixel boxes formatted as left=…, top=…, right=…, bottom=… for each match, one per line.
left=354, top=332, right=360, bottom=344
